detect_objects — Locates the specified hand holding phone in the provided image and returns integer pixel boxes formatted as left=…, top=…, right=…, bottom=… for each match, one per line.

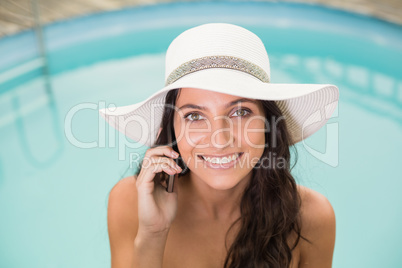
left=134, top=144, right=181, bottom=235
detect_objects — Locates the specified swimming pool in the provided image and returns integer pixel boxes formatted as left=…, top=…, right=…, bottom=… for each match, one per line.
left=0, top=1, right=401, bottom=267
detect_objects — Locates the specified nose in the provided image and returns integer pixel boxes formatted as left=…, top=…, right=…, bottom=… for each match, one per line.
left=210, top=116, right=235, bottom=148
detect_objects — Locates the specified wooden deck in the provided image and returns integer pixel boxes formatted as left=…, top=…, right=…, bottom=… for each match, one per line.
left=0, top=0, right=401, bottom=38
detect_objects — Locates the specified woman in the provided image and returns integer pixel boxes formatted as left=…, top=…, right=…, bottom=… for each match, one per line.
left=100, top=23, right=338, bottom=268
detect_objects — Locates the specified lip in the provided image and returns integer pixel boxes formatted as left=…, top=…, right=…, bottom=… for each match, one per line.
left=198, top=152, right=244, bottom=169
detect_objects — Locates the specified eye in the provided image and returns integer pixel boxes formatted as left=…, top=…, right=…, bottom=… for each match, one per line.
left=233, top=108, right=251, bottom=117
left=184, top=112, right=205, bottom=122
left=183, top=108, right=252, bottom=122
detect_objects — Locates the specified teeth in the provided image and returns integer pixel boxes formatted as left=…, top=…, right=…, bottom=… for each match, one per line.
left=202, top=153, right=240, bottom=164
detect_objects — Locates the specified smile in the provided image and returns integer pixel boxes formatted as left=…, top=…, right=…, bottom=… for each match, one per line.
left=197, top=152, right=244, bottom=169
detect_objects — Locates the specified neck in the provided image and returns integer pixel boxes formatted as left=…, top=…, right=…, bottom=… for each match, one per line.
left=179, top=171, right=252, bottom=222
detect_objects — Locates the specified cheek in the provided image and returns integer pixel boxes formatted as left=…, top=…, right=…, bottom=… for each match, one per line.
left=241, top=118, right=266, bottom=148
left=174, top=119, right=198, bottom=163
left=175, top=120, right=209, bottom=147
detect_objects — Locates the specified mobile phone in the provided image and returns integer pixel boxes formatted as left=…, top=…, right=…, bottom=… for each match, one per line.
left=166, top=128, right=176, bottom=193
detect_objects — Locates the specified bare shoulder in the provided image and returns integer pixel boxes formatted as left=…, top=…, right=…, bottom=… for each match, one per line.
left=109, top=175, right=138, bottom=203
left=107, top=175, right=139, bottom=267
left=108, top=175, right=139, bottom=231
left=296, top=185, right=336, bottom=268
left=297, top=185, right=335, bottom=221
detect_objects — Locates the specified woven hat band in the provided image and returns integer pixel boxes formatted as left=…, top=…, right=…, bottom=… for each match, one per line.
left=165, top=55, right=270, bottom=86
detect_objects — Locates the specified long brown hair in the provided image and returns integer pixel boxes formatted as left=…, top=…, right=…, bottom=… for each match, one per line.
left=135, top=88, right=312, bottom=267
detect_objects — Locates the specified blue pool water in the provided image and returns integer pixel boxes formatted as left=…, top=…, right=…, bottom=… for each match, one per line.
left=0, top=1, right=401, bottom=267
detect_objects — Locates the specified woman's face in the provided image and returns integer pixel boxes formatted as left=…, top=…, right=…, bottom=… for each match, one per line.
left=173, top=88, right=266, bottom=190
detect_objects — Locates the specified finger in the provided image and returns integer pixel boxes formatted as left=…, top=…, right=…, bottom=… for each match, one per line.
left=145, top=156, right=180, bottom=170
left=144, top=146, right=179, bottom=160
left=136, top=162, right=181, bottom=187
left=140, top=157, right=182, bottom=181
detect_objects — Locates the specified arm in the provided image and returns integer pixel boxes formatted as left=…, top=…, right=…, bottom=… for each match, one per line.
left=298, top=187, right=336, bottom=268
left=107, top=176, right=168, bottom=268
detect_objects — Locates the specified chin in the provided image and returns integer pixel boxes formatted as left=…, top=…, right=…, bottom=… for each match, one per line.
left=203, top=175, right=243, bottom=191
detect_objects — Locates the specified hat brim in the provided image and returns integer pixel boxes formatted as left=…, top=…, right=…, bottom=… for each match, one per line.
left=99, top=68, right=339, bottom=147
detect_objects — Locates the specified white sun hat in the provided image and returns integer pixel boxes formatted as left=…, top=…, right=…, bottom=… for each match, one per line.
left=99, top=23, right=339, bottom=147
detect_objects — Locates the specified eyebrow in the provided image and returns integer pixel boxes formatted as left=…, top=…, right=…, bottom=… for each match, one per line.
left=178, top=98, right=259, bottom=111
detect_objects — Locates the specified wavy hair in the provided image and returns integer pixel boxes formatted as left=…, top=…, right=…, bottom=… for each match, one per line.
left=135, top=88, right=311, bottom=267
